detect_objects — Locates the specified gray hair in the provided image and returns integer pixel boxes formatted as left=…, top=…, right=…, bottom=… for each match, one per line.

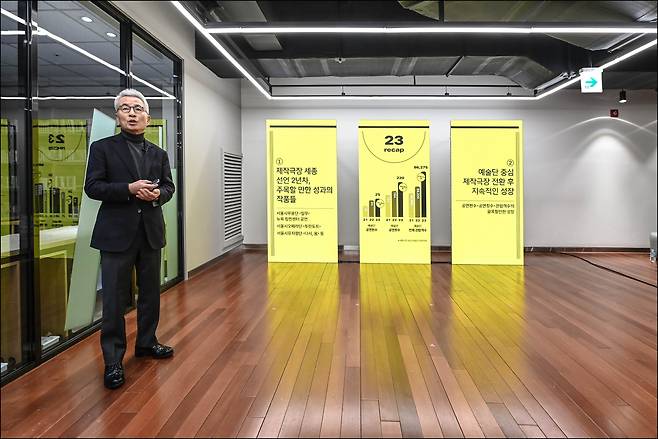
left=114, top=88, right=149, bottom=114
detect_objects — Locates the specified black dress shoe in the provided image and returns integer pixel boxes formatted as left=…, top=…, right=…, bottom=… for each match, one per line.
left=135, top=343, right=174, bottom=359
left=104, top=363, right=125, bottom=389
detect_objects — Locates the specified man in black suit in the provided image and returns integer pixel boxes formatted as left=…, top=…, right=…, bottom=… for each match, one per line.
left=85, top=89, right=175, bottom=389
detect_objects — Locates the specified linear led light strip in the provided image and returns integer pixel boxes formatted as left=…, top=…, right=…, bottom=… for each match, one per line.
left=208, top=26, right=658, bottom=35
left=34, top=26, right=125, bottom=76
left=171, top=1, right=271, bottom=99
left=0, top=7, right=25, bottom=25
left=172, top=2, right=657, bottom=101
left=0, top=7, right=175, bottom=100
left=272, top=95, right=536, bottom=101
left=131, top=73, right=175, bottom=98
left=536, top=38, right=658, bottom=100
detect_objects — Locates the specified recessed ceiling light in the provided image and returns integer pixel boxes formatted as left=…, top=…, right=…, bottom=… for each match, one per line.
left=81, top=16, right=93, bottom=23
left=106, top=32, right=116, bottom=38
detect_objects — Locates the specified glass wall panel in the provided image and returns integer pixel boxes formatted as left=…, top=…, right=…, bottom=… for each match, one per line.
left=132, top=33, right=180, bottom=284
left=33, top=1, right=122, bottom=352
left=1, top=0, right=28, bottom=378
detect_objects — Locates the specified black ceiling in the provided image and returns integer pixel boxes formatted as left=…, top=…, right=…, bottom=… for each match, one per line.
left=187, top=1, right=658, bottom=92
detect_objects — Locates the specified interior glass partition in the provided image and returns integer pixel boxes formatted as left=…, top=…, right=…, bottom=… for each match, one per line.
left=131, top=32, right=181, bottom=285
left=1, top=0, right=29, bottom=378
left=33, top=0, right=122, bottom=353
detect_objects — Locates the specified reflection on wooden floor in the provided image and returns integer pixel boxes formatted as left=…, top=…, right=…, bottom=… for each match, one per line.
left=1, top=250, right=656, bottom=438
left=562, top=252, right=657, bottom=287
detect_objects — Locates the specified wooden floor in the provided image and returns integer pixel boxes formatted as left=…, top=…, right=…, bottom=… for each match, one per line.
left=1, top=250, right=656, bottom=438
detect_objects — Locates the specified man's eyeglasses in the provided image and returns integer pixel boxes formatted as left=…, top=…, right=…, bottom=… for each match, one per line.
left=117, top=104, right=146, bottom=114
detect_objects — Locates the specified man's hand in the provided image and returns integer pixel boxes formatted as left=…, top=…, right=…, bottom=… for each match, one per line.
left=129, top=180, right=157, bottom=194
left=136, top=188, right=160, bottom=201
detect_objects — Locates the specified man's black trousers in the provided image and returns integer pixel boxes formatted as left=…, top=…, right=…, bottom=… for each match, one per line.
left=100, top=219, right=161, bottom=365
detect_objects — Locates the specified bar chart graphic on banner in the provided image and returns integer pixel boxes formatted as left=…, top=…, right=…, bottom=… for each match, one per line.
left=362, top=173, right=427, bottom=219
left=359, top=121, right=431, bottom=264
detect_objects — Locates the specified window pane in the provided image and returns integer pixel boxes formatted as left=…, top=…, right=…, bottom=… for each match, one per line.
left=132, top=34, right=180, bottom=283
left=1, top=0, right=27, bottom=377
left=34, top=1, right=122, bottom=352
left=132, top=34, right=175, bottom=97
left=1, top=1, right=21, bottom=98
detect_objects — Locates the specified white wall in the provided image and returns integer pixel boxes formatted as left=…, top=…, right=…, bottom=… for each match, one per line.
left=242, top=86, right=657, bottom=247
left=113, top=1, right=242, bottom=272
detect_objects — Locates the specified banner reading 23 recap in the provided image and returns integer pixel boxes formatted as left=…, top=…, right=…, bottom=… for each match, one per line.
left=359, top=120, right=431, bottom=264
left=266, top=120, right=338, bottom=263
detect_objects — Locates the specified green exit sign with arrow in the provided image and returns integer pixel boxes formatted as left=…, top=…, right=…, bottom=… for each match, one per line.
left=580, top=68, right=603, bottom=93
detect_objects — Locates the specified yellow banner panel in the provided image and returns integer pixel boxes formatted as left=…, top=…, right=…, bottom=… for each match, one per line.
left=266, top=120, right=338, bottom=263
left=450, top=120, right=524, bottom=265
left=359, top=120, right=430, bottom=264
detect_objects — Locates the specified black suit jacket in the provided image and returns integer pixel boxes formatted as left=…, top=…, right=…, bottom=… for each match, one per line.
left=84, top=133, right=175, bottom=252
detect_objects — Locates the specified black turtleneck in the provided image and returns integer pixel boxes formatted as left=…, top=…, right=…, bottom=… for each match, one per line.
left=121, top=130, right=147, bottom=177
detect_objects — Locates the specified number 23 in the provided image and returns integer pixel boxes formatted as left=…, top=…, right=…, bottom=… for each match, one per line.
left=384, top=135, right=403, bottom=145
left=48, top=134, right=64, bottom=144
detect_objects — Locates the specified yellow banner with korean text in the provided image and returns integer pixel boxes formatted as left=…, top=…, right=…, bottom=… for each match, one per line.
left=266, top=120, right=338, bottom=263
left=450, top=120, right=524, bottom=265
left=359, top=120, right=431, bottom=264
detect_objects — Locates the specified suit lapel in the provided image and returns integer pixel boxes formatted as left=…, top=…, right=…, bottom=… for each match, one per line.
left=113, top=134, right=140, bottom=181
